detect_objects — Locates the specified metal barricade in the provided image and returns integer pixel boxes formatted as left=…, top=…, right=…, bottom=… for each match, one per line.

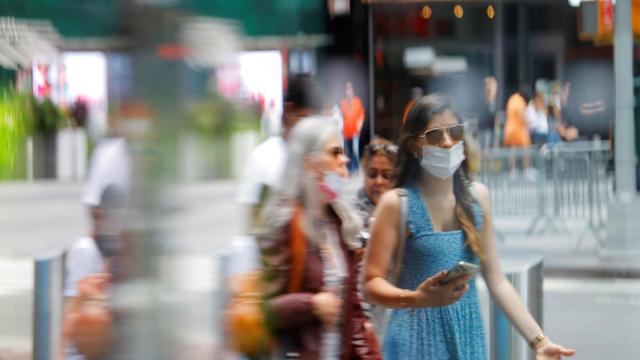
left=478, top=140, right=612, bottom=251
left=478, top=147, right=542, bottom=218
left=529, top=141, right=611, bottom=249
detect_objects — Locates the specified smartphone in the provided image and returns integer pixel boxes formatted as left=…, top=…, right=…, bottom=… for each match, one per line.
left=438, top=261, right=480, bottom=285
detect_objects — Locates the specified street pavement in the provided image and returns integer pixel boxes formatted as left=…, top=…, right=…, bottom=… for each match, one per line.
left=1, top=180, right=640, bottom=359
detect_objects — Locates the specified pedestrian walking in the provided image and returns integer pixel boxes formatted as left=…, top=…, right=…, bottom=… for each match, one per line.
left=363, top=94, right=575, bottom=360
left=503, top=85, right=531, bottom=149
left=257, top=117, right=381, bottom=360
left=237, top=75, right=323, bottom=230
left=340, top=81, right=365, bottom=175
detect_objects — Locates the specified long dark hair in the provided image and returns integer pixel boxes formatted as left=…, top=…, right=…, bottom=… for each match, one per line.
left=394, top=94, right=482, bottom=257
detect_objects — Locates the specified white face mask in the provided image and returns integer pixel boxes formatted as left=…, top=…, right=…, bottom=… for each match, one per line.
left=420, top=141, right=465, bottom=180
left=319, top=170, right=346, bottom=202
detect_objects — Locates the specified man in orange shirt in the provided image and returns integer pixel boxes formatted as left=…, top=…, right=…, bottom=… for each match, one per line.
left=340, top=81, right=365, bottom=174
left=503, top=86, right=531, bottom=148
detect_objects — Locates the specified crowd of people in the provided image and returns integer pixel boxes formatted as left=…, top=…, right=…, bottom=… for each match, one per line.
left=58, top=74, right=577, bottom=359
left=500, top=79, right=579, bottom=150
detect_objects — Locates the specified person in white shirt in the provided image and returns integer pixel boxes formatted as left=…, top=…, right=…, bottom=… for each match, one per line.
left=61, top=185, right=126, bottom=359
left=527, top=82, right=550, bottom=146
left=237, top=75, right=323, bottom=229
left=83, top=137, right=130, bottom=208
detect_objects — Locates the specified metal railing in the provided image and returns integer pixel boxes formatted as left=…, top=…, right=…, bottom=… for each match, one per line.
left=478, top=140, right=612, bottom=251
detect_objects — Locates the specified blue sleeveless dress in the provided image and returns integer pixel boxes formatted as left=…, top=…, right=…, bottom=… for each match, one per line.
left=384, top=184, right=488, bottom=360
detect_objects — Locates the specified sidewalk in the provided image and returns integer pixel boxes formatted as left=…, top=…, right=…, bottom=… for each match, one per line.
left=495, top=216, right=640, bottom=278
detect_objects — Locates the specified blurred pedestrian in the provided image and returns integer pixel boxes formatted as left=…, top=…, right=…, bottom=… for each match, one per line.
left=503, top=85, right=531, bottom=149
left=478, top=77, right=497, bottom=149
left=551, top=82, right=579, bottom=142
left=503, top=85, right=533, bottom=173
left=61, top=185, right=125, bottom=360
left=237, top=75, right=323, bottom=230
left=353, top=137, right=398, bottom=238
left=352, top=137, right=398, bottom=341
left=324, top=98, right=344, bottom=142
left=340, top=81, right=365, bottom=175
left=527, top=80, right=550, bottom=146
left=363, top=95, right=575, bottom=360
left=257, top=117, right=381, bottom=359
left=83, top=112, right=132, bottom=209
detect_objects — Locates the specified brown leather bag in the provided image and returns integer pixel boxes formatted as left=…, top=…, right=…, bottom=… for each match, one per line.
left=226, top=206, right=307, bottom=357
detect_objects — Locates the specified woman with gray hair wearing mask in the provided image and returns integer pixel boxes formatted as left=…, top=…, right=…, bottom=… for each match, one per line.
left=257, top=116, right=381, bottom=360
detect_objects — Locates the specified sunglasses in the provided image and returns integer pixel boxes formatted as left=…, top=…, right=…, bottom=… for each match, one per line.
left=422, top=124, right=465, bottom=146
left=365, top=143, right=399, bottom=156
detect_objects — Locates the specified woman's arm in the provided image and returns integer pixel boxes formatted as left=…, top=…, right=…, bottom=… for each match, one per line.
left=474, top=182, right=575, bottom=357
left=363, top=190, right=407, bottom=307
left=363, top=190, right=467, bottom=309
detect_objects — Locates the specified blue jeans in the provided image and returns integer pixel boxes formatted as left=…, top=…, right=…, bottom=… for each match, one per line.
left=531, top=132, right=548, bottom=146
left=345, top=138, right=359, bottom=174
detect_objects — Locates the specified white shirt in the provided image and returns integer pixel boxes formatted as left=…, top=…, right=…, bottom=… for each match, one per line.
left=83, top=137, right=131, bottom=207
left=63, top=237, right=104, bottom=297
left=236, top=136, right=287, bottom=205
left=526, top=102, right=549, bottom=135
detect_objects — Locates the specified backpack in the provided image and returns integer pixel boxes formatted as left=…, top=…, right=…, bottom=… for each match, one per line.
left=225, top=206, right=307, bottom=357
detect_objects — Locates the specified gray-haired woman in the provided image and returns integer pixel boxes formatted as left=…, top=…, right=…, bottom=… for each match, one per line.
left=257, top=117, right=381, bottom=360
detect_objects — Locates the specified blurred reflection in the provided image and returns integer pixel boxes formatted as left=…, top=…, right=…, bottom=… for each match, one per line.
left=1, top=1, right=639, bottom=359
left=62, top=185, right=125, bottom=360
left=237, top=75, right=323, bottom=230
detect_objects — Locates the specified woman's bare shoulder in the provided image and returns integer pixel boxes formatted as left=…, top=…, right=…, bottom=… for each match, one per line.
left=376, top=188, right=404, bottom=212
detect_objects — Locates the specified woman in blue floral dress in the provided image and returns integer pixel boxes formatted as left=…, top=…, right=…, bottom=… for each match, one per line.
left=363, top=95, right=575, bottom=360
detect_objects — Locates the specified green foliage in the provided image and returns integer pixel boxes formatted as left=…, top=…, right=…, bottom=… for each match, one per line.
left=0, top=89, right=32, bottom=179
left=0, top=89, right=69, bottom=179
left=185, top=94, right=259, bottom=137
left=32, top=97, right=68, bottom=134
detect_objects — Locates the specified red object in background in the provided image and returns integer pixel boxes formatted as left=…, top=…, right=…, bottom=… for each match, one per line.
left=156, top=44, right=190, bottom=60
left=408, top=10, right=428, bottom=37
left=600, top=0, right=614, bottom=33
left=120, top=101, right=153, bottom=119
left=373, top=7, right=429, bottom=38
left=34, top=64, right=51, bottom=98
left=375, top=48, right=384, bottom=67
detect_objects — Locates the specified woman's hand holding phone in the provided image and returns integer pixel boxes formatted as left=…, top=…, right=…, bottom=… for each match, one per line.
left=410, top=271, right=470, bottom=308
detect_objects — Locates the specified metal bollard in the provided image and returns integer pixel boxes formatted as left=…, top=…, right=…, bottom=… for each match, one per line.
left=489, top=254, right=543, bottom=360
left=33, top=249, right=65, bottom=360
